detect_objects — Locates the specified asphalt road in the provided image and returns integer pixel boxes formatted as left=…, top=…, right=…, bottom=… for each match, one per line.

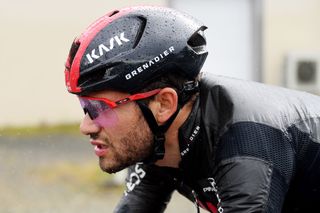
left=0, top=134, right=199, bottom=213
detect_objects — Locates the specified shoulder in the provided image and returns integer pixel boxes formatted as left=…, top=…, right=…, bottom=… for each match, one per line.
left=199, top=74, right=320, bottom=132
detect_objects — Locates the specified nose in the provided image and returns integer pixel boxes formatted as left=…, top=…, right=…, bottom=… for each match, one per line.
left=80, top=114, right=100, bottom=135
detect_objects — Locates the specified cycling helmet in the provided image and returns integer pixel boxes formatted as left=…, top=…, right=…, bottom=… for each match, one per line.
left=65, top=6, right=208, bottom=95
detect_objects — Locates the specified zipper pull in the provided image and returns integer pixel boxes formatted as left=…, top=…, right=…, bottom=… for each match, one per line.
left=192, top=190, right=200, bottom=213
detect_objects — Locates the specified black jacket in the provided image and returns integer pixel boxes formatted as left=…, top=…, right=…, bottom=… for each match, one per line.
left=114, top=75, right=320, bottom=213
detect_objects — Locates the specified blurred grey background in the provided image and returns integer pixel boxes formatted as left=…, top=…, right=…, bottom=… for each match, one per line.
left=0, top=0, right=319, bottom=127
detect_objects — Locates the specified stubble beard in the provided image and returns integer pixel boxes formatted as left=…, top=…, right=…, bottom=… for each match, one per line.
left=100, top=116, right=153, bottom=174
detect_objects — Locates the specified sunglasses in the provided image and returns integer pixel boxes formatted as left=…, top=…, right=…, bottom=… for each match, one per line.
left=78, top=89, right=161, bottom=121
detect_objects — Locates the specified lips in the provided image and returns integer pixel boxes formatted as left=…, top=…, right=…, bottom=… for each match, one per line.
left=91, top=140, right=108, bottom=157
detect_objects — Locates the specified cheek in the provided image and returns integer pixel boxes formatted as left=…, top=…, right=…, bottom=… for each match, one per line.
left=93, top=109, right=119, bottom=128
left=96, top=103, right=142, bottom=131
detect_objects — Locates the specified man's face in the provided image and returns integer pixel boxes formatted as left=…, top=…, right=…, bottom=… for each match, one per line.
left=79, top=90, right=153, bottom=174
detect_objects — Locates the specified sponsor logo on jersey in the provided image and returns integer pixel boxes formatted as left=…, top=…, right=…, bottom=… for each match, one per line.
left=203, top=178, right=224, bottom=213
left=181, top=125, right=200, bottom=157
left=125, top=163, right=146, bottom=194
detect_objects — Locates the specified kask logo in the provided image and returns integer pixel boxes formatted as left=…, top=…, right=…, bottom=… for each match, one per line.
left=86, top=32, right=130, bottom=64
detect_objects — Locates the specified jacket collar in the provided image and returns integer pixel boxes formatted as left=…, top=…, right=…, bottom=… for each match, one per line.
left=178, top=95, right=202, bottom=160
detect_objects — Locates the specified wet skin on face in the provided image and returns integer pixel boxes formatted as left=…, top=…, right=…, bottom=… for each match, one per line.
left=80, top=90, right=153, bottom=173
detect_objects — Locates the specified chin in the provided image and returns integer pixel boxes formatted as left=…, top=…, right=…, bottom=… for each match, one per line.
left=99, top=158, right=130, bottom=174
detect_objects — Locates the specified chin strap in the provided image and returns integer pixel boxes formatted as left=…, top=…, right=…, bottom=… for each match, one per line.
left=137, top=80, right=199, bottom=164
left=137, top=101, right=181, bottom=163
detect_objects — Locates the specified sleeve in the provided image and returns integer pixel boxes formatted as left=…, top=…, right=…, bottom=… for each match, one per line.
left=214, top=156, right=284, bottom=213
left=113, top=163, right=179, bottom=213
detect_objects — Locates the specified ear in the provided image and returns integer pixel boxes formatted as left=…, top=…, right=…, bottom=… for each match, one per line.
left=149, top=88, right=178, bottom=125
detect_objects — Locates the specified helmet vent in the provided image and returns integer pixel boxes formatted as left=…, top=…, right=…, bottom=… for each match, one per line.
left=132, top=17, right=147, bottom=49
left=79, top=62, right=123, bottom=87
left=187, top=28, right=207, bottom=54
left=78, top=67, right=107, bottom=88
left=108, top=10, right=119, bottom=17
left=66, top=39, right=80, bottom=70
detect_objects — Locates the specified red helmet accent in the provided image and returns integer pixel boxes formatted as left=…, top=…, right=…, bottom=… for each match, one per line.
left=64, top=6, right=208, bottom=95
left=64, top=8, right=133, bottom=93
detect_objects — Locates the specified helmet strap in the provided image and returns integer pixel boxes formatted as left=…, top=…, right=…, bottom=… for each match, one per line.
left=136, top=101, right=181, bottom=164
left=178, top=80, right=199, bottom=105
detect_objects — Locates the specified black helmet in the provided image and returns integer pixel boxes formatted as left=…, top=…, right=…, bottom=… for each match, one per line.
left=65, top=6, right=208, bottom=95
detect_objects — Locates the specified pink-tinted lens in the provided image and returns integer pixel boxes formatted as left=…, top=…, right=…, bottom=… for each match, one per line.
left=78, top=97, right=119, bottom=127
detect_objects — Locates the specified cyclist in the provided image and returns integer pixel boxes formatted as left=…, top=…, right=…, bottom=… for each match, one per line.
left=64, top=6, right=320, bottom=213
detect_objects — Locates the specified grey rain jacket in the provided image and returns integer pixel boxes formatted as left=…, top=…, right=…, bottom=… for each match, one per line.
left=115, top=75, right=320, bottom=213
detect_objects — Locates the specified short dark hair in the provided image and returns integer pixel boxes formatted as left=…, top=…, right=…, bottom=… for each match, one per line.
left=138, top=70, right=200, bottom=106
